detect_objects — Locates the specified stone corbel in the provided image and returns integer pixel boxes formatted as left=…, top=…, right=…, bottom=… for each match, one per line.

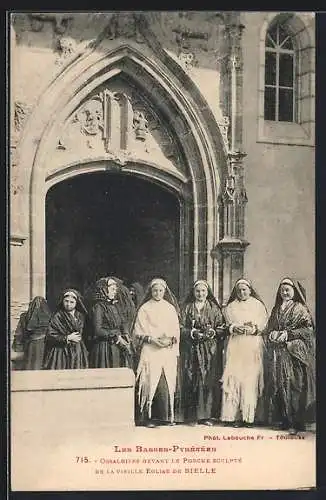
left=105, top=149, right=132, bottom=167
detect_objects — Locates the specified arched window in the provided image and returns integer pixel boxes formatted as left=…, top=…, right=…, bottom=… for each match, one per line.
left=264, top=21, right=296, bottom=122
left=258, top=13, right=315, bottom=146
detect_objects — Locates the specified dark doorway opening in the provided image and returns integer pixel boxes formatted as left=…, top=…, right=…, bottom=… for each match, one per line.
left=46, top=172, right=181, bottom=310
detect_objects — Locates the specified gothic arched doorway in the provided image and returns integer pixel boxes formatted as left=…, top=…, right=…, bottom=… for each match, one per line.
left=45, top=171, right=189, bottom=309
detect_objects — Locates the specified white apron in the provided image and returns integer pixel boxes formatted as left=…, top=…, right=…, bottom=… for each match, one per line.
left=221, top=296, right=268, bottom=423
left=134, top=299, right=180, bottom=421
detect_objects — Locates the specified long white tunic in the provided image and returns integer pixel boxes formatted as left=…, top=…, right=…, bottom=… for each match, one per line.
left=221, top=296, right=268, bottom=423
left=133, top=298, right=180, bottom=420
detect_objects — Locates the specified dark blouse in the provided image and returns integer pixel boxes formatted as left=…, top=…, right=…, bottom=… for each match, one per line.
left=91, top=300, right=130, bottom=343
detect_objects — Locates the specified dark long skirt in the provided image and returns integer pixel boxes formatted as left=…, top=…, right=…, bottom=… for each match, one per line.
left=266, top=347, right=311, bottom=429
left=89, top=340, right=133, bottom=368
left=43, top=342, right=89, bottom=370
left=135, top=370, right=171, bottom=425
left=180, top=344, right=224, bottom=423
left=24, top=338, right=46, bottom=370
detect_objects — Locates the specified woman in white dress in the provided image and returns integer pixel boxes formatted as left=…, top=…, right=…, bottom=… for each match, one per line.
left=221, top=278, right=268, bottom=427
left=132, top=278, right=180, bottom=428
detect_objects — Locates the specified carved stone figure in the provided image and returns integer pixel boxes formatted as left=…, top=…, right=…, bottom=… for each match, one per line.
left=218, top=115, right=230, bottom=152
left=133, top=110, right=148, bottom=141
left=56, top=36, right=77, bottom=63
left=14, top=102, right=30, bottom=133
left=76, top=99, right=103, bottom=136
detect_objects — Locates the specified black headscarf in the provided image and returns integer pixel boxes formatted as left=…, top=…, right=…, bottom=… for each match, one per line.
left=226, top=278, right=266, bottom=307
left=24, top=296, right=52, bottom=331
left=129, top=282, right=145, bottom=309
left=91, top=276, right=136, bottom=330
left=56, top=288, right=88, bottom=315
left=183, top=279, right=221, bottom=309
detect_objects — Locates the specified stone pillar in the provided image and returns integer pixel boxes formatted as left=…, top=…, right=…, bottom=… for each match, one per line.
left=214, top=15, right=249, bottom=305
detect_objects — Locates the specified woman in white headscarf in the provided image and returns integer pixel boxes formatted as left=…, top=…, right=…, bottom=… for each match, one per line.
left=179, top=280, right=226, bottom=426
left=220, top=278, right=268, bottom=427
left=43, top=288, right=89, bottom=370
left=132, top=278, right=180, bottom=428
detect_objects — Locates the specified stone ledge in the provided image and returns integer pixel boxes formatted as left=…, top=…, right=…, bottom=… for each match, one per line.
left=11, top=368, right=136, bottom=432
left=11, top=367, right=135, bottom=392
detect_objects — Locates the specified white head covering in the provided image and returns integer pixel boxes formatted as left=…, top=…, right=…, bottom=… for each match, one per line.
left=150, top=278, right=167, bottom=289
left=63, top=290, right=78, bottom=300
left=280, top=278, right=294, bottom=287
left=193, top=279, right=209, bottom=290
left=235, top=278, right=251, bottom=289
left=107, top=278, right=117, bottom=287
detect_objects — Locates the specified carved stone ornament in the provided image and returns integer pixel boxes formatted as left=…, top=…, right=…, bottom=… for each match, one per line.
left=173, top=21, right=209, bottom=54
left=75, top=97, right=104, bottom=136
left=223, top=174, right=236, bottom=201
left=133, top=110, right=149, bottom=141
left=106, top=149, right=132, bottom=166
left=230, top=53, right=242, bottom=71
left=55, top=36, right=78, bottom=65
left=218, top=115, right=230, bottom=152
left=29, top=13, right=72, bottom=35
left=14, top=101, right=31, bottom=132
left=178, top=51, right=197, bottom=71
left=105, top=12, right=143, bottom=42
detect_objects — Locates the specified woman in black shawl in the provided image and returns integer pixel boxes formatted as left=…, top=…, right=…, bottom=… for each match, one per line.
left=179, top=280, right=226, bottom=426
left=129, top=282, right=145, bottom=309
left=264, top=277, right=315, bottom=434
left=88, top=276, right=135, bottom=369
left=43, top=289, right=89, bottom=370
left=12, top=296, right=51, bottom=370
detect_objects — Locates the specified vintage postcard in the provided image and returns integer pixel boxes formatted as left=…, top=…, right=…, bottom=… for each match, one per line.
left=9, top=11, right=316, bottom=491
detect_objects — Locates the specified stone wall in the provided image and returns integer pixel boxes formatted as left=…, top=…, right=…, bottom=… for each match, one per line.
left=9, top=11, right=315, bottom=325
left=241, top=12, right=315, bottom=314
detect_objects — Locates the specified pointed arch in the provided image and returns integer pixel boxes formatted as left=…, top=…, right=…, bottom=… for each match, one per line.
left=15, top=39, right=228, bottom=298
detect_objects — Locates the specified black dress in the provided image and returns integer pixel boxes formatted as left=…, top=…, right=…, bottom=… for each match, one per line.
left=89, top=300, right=133, bottom=368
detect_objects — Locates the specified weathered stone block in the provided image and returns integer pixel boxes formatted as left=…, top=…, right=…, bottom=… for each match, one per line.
left=11, top=368, right=136, bottom=440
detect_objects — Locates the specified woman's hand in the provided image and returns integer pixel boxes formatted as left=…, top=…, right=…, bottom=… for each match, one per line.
left=158, top=336, right=175, bottom=347
left=244, top=323, right=257, bottom=335
left=67, top=332, right=81, bottom=343
left=116, top=336, right=130, bottom=348
left=269, top=331, right=279, bottom=342
left=232, top=325, right=246, bottom=335
left=276, top=331, right=288, bottom=343
left=151, top=337, right=168, bottom=348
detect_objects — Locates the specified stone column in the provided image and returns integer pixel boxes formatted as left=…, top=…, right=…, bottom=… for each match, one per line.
left=214, top=15, right=249, bottom=305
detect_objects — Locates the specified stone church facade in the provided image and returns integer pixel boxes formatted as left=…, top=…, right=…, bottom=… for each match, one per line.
left=10, top=11, right=315, bottom=331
